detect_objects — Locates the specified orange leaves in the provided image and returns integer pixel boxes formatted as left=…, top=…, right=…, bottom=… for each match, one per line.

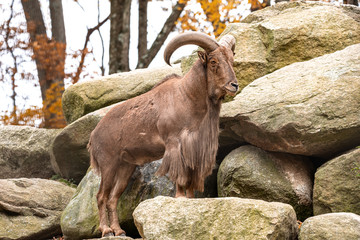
left=43, top=81, right=66, bottom=128
left=0, top=81, right=66, bottom=128
left=199, top=0, right=224, bottom=36
left=177, top=0, right=243, bottom=37
left=221, top=0, right=242, bottom=23
left=248, top=0, right=270, bottom=12
left=0, top=82, right=66, bottom=128
left=297, top=220, right=303, bottom=230
left=0, top=106, right=43, bottom=127
left=177, top=10, right=201, bottom=32
left=0, top=0, right=94, bottom=128
left=32, top=34, right=66, bottom=81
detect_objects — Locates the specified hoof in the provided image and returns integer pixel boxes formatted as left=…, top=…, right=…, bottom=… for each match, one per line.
left=175, top=195, right=186, bottom=198
left=103, top=232, right=115, bottom=237
left=114, top=229, right=126, bottom=236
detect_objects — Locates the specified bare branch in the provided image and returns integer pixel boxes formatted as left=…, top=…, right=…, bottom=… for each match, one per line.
left=97, top=0, right=105, bottom=76
left=5, top=0, right=18, bottom=123
left=136, top=1, right=187, bottom=69
left=109, top=0, right=131, bottom=73
left=73, top=14, right=110, bottom=83
left=75, top=1, right=85, bottom=12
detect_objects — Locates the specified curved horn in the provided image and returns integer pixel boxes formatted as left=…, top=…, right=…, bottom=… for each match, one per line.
left=218, top=34, right=236, bottom=52
left=164, top=32, right=219, bottom=66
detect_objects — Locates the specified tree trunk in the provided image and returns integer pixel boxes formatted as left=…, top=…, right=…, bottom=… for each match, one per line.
left=138, top=0, right=148, bottom=64
left=21, top=0, right=47, bottom=98
left=110, top=0, right=187, bottom=71
left=136, top=1, right=187, bottom=69
left=109, top=0, right=131, bottom=73
left=47, top=0, right=66, bottom=128
left=21, top=0, right=66, bottom=128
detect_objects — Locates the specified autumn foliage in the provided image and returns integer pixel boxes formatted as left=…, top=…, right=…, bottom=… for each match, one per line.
left=0, top=0, right=95, bottom=128
left=178, top=0, right=242, bottom=37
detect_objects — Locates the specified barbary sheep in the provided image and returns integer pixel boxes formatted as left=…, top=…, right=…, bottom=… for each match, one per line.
left=87, top=32, right=238, bottom=237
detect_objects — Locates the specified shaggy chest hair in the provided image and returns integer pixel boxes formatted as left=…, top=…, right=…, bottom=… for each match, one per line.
left=157, top=100, right=220, bottom=192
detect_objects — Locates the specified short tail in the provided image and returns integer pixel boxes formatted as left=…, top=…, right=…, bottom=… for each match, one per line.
left=87, top=138, right=100, bottom=175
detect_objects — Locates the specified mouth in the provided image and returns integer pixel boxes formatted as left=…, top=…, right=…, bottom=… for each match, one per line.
left=224, top=82, right=239, bottom=96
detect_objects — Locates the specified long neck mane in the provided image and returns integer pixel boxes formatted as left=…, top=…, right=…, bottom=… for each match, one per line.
left=157, top=59, right=222, bottom=192
left=179, top=59, right=222, bottom=191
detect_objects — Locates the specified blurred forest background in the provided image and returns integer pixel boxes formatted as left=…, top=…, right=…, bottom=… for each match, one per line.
left=0, top=0, right=357, bottom=128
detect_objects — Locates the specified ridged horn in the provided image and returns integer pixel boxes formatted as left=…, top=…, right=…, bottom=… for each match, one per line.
left=218, top=34, right=236, bottom=53
left=164, top=32, right=219, bottom=66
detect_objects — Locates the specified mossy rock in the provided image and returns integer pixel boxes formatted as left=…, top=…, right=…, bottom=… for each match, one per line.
left=62, top=65, right=182, bottom=124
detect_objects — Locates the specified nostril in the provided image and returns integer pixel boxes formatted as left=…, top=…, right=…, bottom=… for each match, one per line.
left=231, top=82, right=239, bottom=90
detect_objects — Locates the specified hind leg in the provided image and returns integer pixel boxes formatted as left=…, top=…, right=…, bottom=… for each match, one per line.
left=97, top=168, right=116, bottom=237
left=107, top=162, right=136, bottom=236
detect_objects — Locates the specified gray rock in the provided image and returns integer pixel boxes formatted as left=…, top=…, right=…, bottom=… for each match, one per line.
left=61, top=160, right=175, bottom=240
left=313, top=147, right=360, bottom=216
left=0, top=125, right=61, bottom=179
left=299, top=212, right=360, bottom=240
left=182, top=1, right=360, bottom=92
left=50, top=102, right=122, bottom=183
left=0, top=178, right=76, bottom=240
left=62, top=65, right=182, bottom=124
left=218, top=145, right=313, bottom=220
left=133, top=196, right=298, bottom=240
left=221, top=43, right=360, bottom=158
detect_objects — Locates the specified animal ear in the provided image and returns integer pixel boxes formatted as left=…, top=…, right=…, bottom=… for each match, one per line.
left=197, top=51, right=207, bottom=67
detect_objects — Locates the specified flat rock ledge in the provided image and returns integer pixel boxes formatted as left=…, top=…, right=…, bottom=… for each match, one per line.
left=299, top=212, right=360, bottom=240
left=0, top=178, right=76, bottom=240
left=133, top=196, right=298, bottom=240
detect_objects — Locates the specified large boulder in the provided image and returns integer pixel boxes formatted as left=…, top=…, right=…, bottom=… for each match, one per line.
left=62, top=65, right=182, bottom=123
left=61, top=160, right=175, bottom=240
left=221, top=43, right=360, bottom=158
left=182, top=1, right=360, bottom=91
left=0, top=126, right=60, bottom=179
left=50, top=102, right=122, bottom=183
left=299, top=212, right=360, bottom=240
left=133, top=196, right=298, bottom=240
left=0, top=178, right=76, bottom=240
left=218, top=145, right=313, bottom=220
left=313, top=147, right=360, bottom=216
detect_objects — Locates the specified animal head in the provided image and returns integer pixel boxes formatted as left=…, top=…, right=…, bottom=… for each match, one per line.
left=164, top=32, right=238, bottom=99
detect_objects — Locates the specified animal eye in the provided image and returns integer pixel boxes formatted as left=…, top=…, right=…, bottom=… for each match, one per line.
left=211, top=60, right=217, bottom=65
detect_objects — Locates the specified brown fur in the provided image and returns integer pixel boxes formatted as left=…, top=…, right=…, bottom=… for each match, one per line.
left=88, top=40, right=237, bottom=237
left=152, top=73, right=181, bottom=89
left=156, top=94, right=220, bottom=192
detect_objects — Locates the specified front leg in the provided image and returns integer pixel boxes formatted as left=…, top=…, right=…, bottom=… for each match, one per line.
left=186, top=188, right=194, bottom=198
left=175, top=184, right=186, bottom=198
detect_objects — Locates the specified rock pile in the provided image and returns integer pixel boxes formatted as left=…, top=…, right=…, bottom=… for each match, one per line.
left=0, top=178, right=75, bottom=240
left=1, top=2, right=360, bottom=240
